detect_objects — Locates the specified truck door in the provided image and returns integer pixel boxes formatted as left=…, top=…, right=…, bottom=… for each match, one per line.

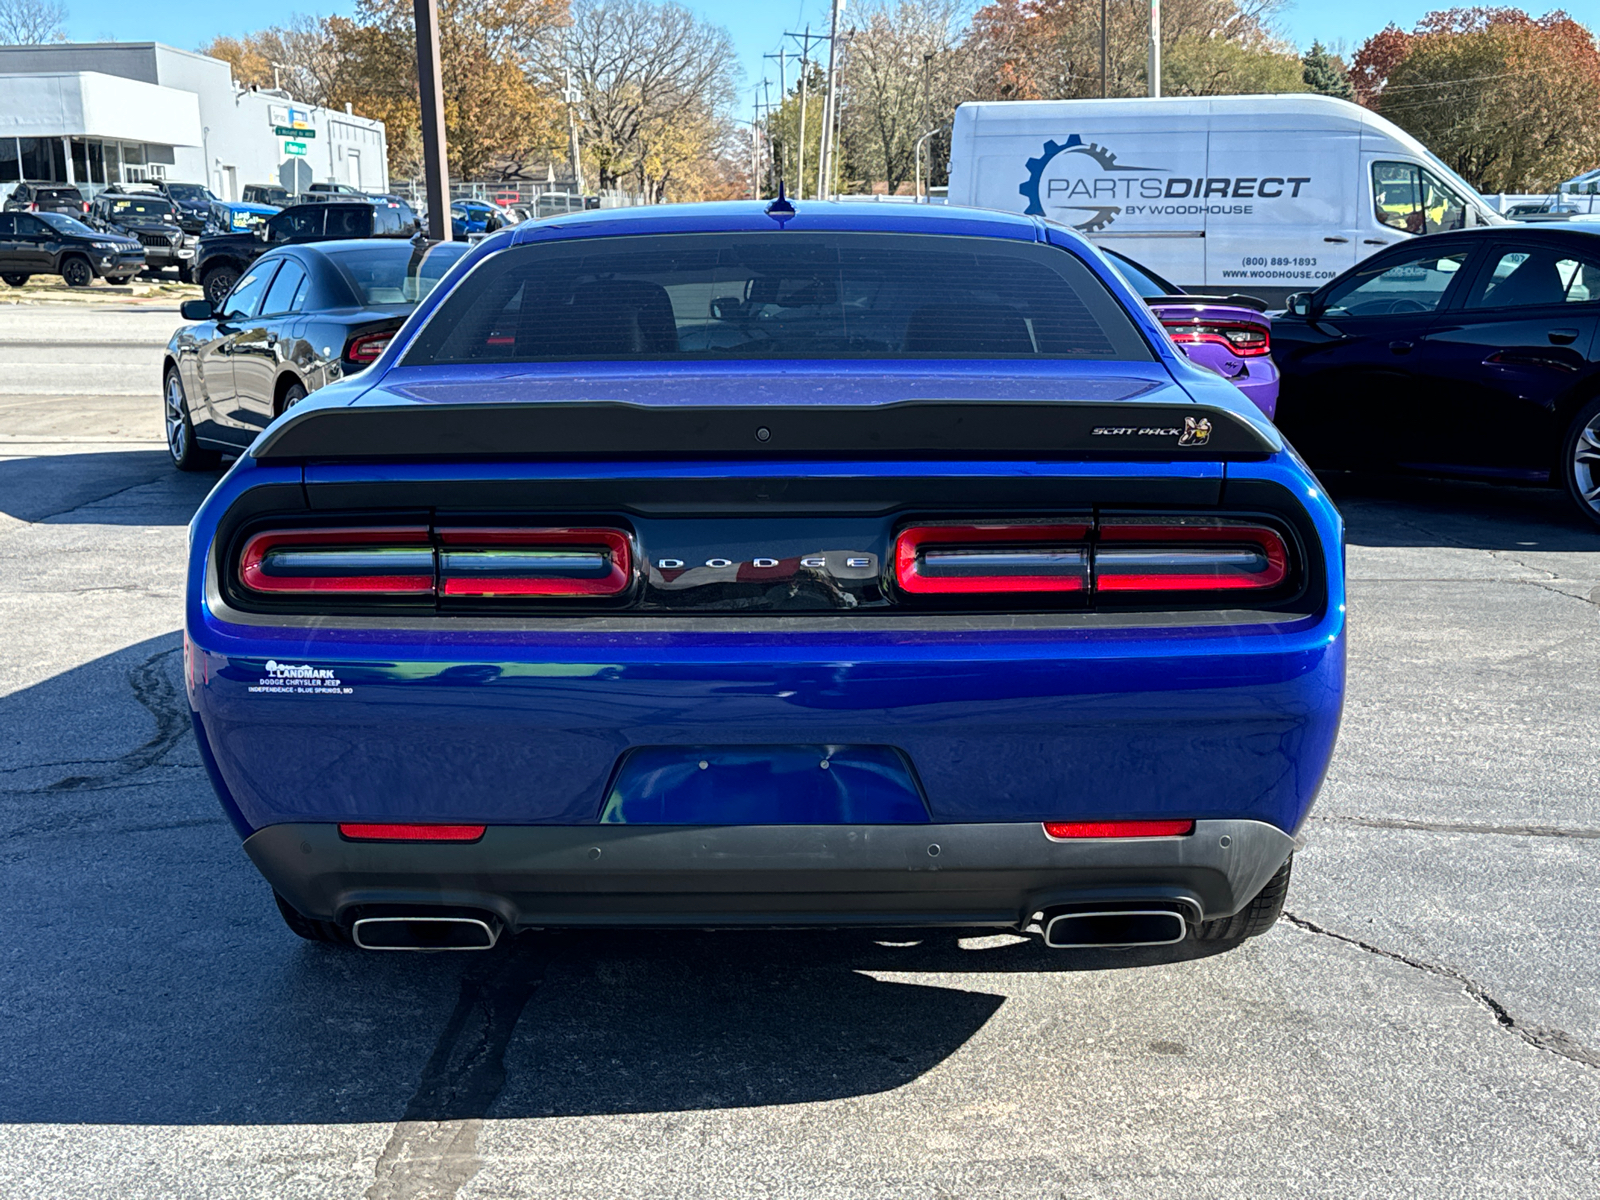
left=1204, top=128, right=1358, bottom=297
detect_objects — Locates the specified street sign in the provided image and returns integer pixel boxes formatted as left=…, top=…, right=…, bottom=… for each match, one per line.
left=274, top=126, right=315, bottom=138
left=284, top=142, right=308, bottom=157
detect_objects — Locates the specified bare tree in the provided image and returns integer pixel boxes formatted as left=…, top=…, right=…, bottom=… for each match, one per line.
left=839, top=0, right=979, bottom=195
left=0, top=0, right=68, bottom=44
left=547, top=0, right=740, bottom=201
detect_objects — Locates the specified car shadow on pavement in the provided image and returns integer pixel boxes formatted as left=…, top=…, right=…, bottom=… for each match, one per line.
left=1320, top=469, right=1600, bottom=552
left=0, top=634, right=1237, bottom=1128
left=0, top=449, right=219, bottom=525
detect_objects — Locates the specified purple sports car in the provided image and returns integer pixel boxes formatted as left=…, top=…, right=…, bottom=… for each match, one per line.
left=1105, top=249, right=1279, bottom=421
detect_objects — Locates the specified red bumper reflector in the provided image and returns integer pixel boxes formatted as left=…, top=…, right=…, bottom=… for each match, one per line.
left=339, top=823, right=486, bottom=842
left=1043, top=820, right=1195, bottom=839
left=895, top=522, right=1091, bottom=594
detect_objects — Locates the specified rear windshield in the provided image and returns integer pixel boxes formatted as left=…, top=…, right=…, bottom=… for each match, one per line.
left=39, top=187, right=83, bottom=202
left=403, top=232, right=1151, bottom=364
left=326, top=241, right=473, bottom=305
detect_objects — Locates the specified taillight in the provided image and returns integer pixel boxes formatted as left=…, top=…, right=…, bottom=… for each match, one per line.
left=345, top=331, right=394, bottom=365
left=894, top=517, right=1291, bottom=599
left=894, top=522, right=1091, bottom=594
left=1043, top=819, right=1193, bottom=839
left=437, top=528, right=632, bottom=598
left=238, top=527, right=434, bottom=595
left=1162, top=319, right=1271, bottom=357
left=339, top=823, right=486, bottom=841
left=1095, top=518, right=1287, bottom=593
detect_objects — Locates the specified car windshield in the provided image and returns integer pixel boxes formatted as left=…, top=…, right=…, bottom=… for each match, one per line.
left=166, top=185, right=214, bottom=204
left=37, top=212, right=97, bottom=236
left=107, top=198, right=173, bottom=219
left=1105, top=251, right=1180, bottom=299
left=405, top=232, right=1152, bottom=364
left=326, top=241, right=473, bottom=305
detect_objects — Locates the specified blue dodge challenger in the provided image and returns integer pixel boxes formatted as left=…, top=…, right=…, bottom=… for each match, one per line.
left=184, top=200, right=1345, bottom=953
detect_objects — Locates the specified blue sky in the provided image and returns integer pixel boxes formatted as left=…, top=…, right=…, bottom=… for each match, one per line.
left=59, top=1, right=1570, bottom=96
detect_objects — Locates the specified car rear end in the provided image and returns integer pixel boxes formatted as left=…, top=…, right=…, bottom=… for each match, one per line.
left=184, top=209, right=1344, bottom=952
left=1149, top=300, right=1280, bottom=421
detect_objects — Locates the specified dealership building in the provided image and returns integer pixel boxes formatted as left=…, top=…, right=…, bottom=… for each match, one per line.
left=0, top=42, right=389, bottom=201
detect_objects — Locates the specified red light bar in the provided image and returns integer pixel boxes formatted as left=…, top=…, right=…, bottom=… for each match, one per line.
left=346, top=332, right=395, bottom=365
left=1162, top=320, right=1271, bottom=358
left=239, top=527, right=435, bottom=595
left=339, top=823, right=486, bottom=841
left=1043, top=820, right=1194, bottom=839
left=895, top=522, right=1091, bottom=595
left=1094, top=519, right=1288, bottom=593
left=437, top=527, right=633, bottom=598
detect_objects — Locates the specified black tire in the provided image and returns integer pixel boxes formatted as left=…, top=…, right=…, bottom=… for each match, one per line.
left=1559, top=395, right=1600, bottom=531
left=1, top=273, right=28, bottom=287
left=1192, top=854, right=1293, bottom=942
left=274, top=891, right=352, bottom=945
left=277, top=380, right=307, bottom=418
left=60, top=256, right=94, bottom=288
left=164, top=366, right=220, bottom=471
left=178, top=263, right=195, bottom=285
left=202, top=265, right=239, bottom=308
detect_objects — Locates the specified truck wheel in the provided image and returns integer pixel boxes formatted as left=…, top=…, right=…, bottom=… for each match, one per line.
left=1192, top=855, right=1293, bottom=942
left=1560, top=396, right=1600, bottom=531
left=274, top=891, right=352, bottom=945
left=60, top=256, right=94, bottom=288
left=203, top=266, right=239, bottom=307
left=178, top=263, right=195, bottom=285
left=164, top=366, right=220, bottom=471
left=1, top=273, right=28, bottom=287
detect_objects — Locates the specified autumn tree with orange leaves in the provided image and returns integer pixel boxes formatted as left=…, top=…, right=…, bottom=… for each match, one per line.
left=1352, top=8, right=1600, bottom=192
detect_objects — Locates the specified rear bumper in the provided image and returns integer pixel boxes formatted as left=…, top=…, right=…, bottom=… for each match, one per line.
left=248, top=818, right=1297, bottom=931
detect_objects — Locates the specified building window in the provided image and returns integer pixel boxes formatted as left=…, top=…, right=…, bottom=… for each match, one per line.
left=19, top=139, right=49, bottom=180
left=85, top=142, right=105, bottom=185
left=0, top=140, right=18, bottom=183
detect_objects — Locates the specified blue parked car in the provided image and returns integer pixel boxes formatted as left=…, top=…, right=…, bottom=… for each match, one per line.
left=449, top=201, right=502, bottom=238
left=184, top=201, right=1345, bottom=953
left=209, top=200, right=281, bottom=234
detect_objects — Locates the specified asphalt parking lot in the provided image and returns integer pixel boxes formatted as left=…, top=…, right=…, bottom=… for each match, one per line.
left=1, top=303, right=1598, bottom=1199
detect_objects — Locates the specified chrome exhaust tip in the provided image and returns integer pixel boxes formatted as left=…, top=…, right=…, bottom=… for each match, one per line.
left=352, top=914, right=502, bottom=951
left=1042, top=908, right=1187, bottom=949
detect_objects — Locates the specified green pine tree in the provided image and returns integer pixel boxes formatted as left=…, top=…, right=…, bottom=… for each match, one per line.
left=1302, top=41, right=1356, bottom=101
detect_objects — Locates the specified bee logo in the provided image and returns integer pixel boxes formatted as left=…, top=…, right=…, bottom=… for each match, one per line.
left=1177, top=417, right=1212, bottom=447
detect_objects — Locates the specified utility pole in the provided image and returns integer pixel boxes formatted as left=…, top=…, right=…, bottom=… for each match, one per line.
left=818, top=0, right=846, bottom=200
left=1100, top=0, right=1108, bottom=99
left=751, top=86, right=762, bottom=200
left=785, top=26, right=819, bottom=200
left=413, top=0, right=450, bottom=240
left=564, top=64, right=584, bottom=195
left=763, top=47, right=788, bottom=186
left=761, top=78, right=777, bottom=193
left=1148, top=0, right=1161, bottom=98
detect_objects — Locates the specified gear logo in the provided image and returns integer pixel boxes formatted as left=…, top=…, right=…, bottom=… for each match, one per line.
left=1020, top=135, right=1163, bottom=233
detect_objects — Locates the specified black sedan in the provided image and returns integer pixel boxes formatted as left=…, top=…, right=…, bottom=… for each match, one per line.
left=163, top=238, right=469, bottom=469
left=1273, top=226, right=1600, bottom=527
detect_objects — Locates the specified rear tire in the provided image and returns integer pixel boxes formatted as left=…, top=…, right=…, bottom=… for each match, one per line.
left=202, top=265, right=239, bottom=308
left=1192, top=854, right=1293, bottom=942
left=274, top=891, right=351, bottom=945
left=276, top=380, right=307, bottom=418
left=1, top=273, right=28, bottom=287
left=164, top=367, right=220, bottom=472
left=60, top=256, right=93, bottom=288
left=1559, top=396, right=1600, bottom=530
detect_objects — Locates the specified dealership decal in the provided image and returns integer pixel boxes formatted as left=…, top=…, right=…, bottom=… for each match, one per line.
left=248, top=660, right=353, bottom=695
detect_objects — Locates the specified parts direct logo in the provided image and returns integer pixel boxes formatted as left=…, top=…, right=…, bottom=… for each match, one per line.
left=1019, top=135, right=1311, bottom=233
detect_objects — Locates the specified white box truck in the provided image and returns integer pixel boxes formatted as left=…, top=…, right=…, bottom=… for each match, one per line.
left=946, top=94, right=1507, bottom=304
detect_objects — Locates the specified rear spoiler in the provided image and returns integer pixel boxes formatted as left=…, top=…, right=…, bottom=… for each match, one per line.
left=252, top=400, right=1279, bottom=462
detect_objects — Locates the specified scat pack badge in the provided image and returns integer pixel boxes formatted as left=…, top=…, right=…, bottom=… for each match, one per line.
left=248, top=660, right=353, bottom=696
left=1090, top=417, right=1212, bottom=447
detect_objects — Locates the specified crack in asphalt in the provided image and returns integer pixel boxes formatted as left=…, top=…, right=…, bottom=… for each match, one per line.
left=1313, top=814, right=1600, bottom=840
left=1284, top=912, right=1600, bottom=1071
left=44, top=646, right=188, bottom=792
left=367, top=948, right=547, bottom=1200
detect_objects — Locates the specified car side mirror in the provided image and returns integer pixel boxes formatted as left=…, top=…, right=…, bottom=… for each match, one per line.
left=180, top=299, right=213, bottom=320
left=1285, top=292, right=1314, bottom=318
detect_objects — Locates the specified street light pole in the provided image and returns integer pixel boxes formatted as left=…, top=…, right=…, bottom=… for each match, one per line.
left=412, top=0, right=451, bottom=240
left=564, top=64, right=584, bottom=195
left=1149, top=0, right=1161, bottom=98
left=818, top=0, right=845, bottom=200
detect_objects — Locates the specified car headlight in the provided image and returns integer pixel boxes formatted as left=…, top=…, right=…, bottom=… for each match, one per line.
left=92, top=241, right=123, bottom=252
